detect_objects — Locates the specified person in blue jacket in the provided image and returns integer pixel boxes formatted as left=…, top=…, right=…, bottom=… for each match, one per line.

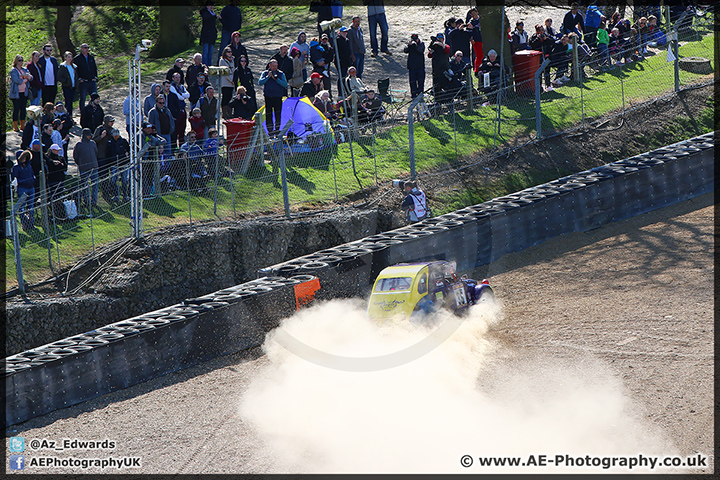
left=12, top=150, right=36, bottom=229
left=258, top=59, right=288, bottom=136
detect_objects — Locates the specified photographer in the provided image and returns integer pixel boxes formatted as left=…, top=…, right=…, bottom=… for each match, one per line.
left=529, top=24, right=554, bottom=89
left=400, top=180, right=428, bottom=223
left=428, top=32, right=451, bottom=100
left=258, top=59, right=288, bottom=136
left=447, top=20, right=472, bottom=64
left=404, top=33, right=425, bottom=99
left=228, top=85, right=254, bottom=120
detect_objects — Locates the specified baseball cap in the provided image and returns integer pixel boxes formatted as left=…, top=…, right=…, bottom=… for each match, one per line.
left=50, top=144, right=61, bottom=151
left=55, top=101, right=64, bottom=107
left=90, top=92, right=100, bottom=101
left=311, top=72, right=322, bottom=79
left=104, top=115, right=115, bottom=122
left=15, top=150, right=23, bottom=160
left=31, top=139, right=41, bottom=147
left=437, top=32, right=444, bottom=39
left=110, top=128, right=120, bottom=136
left=144, top=122, right=153, bottom=128
left=339, top=26, right=349, bottom=32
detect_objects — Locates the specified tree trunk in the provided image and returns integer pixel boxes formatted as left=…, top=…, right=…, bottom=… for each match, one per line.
left=54, top=5, right=76, bottom=55
left=475, top=3, right=512, bottom=70
left=150, top=5, right=195, bottom=58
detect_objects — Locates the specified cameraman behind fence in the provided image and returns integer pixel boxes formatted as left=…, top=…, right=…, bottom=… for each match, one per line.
left=400, top=180, right=429, bottom=223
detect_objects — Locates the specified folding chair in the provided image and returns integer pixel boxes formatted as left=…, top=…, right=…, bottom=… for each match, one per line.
left=377, top=78, right=406, bottom=116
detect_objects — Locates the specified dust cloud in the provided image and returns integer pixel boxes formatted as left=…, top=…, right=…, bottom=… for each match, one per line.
left=238, top=298, right=675, bottom=473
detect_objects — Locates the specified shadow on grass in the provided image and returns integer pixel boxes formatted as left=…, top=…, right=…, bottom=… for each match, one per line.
left=418, top=119, right=453, bottom=145
left=286, top=167, right=316, bottom=194
left=142, top=196, right=183, bottom=217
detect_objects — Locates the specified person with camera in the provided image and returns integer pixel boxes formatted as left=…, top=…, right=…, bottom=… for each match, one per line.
left=258, top=59, right=288, bottom=136
left=529, top=24, right=554, bottom=90
left=428, top=33, right=452, bottom=101
left=448, top=20, right=472, bottom=65
left=403, top=33, right=425, bottom=99
left=228, top=85, right=254, bottom=120
left=400, top=180, right=428, bottom=223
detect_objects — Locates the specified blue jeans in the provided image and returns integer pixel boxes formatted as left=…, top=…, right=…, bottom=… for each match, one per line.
left=408, top=68, right=425, bottom=98
left=78, top=80, right=97, bottom=111
left=79, top=168, right=99, bottom=207
left=62, top=86, right=76, bottom=117
left=354, top=53, right=365, bottom=78
left=159, top=134, right=172, bottom=158
left=111, top=166, right=130, bottom=201
left=16, top=187, right=35, bottom=217
left=597, top=42, right=610, bottom=66
left=202, top=43, right=214, bottom=68
left=30, top=89, right=42, bottom=106
left=218, top=30, right=232, bottom=62
left=368, top=12, right=389, bottom=54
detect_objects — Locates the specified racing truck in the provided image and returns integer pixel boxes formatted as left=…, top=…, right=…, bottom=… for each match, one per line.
left=367, top=260, right=494, bottom=321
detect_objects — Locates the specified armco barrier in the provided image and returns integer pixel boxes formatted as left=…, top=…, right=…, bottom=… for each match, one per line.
left=5, top=133, right=713, bottom=426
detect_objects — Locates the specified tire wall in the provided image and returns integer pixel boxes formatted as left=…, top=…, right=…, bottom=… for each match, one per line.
left=5, top=132, right=713, bottom=426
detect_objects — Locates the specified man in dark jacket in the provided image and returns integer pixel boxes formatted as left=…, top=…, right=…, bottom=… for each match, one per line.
left=428, top=33, right=452, bottom=98
left=38, top=43, right=59, bottom=105
left=548, top=35, right=571, bottom=84
left=166, top=58, right=186, bottom=85
left=404, top=33, right=425, bottom=98
left=271, top=45, right=294, bottom=97
left=301, top=72, right=324, bottom=100
left=310, top=36, right=334, bottom=96
left=447, top=21, right=471, bottom=64
left=93, top=115, right=115, bottom=203
left=30, top=140, right=44, bottom=190
left=188, top=73, right=213, bottom=111
left=218, top=0, right=242, bottom=63
left=73, top=43, right=98, bottom=111
left=106, top=128, right=131, bottom=204
left=199, top=1, right=218, bottom=67
left=147, top=95, right=175, bottom=157
left=45, top=143, right=67, bottom=211
left=80, top=92, right=104, bottom=133
left=335, top=26, right=353, bottom=97
left=186, top=53, right=208, bottom=88
left=73, top=128, right=99, bottom=209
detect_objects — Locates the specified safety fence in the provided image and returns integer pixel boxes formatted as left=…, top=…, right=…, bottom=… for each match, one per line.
left=4, top=10, right=714, bottom=291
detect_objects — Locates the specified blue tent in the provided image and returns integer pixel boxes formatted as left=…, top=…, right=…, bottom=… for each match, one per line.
left=257, top=97, right=335, bottom=153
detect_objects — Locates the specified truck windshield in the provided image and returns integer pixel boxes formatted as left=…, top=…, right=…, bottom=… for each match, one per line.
left=374, top=277, right=413, bottom=292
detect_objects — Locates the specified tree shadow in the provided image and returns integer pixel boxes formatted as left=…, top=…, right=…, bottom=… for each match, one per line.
left=141, top=196, right=183, bottom=218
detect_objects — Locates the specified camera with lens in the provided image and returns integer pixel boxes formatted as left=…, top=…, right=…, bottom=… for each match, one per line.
left=430, top=35, right=438, bottom=43
left=392, top=179, right=405, bottom=191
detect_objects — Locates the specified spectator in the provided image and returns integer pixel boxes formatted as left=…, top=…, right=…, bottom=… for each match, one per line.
left=301, top=71, right=324, bottom=100
left=309, top=35, right=333, bottom=95
left=444, top=17, right=458, bottom=41
left=140, top=123, right=167, bottom=195
left=290, top=31, right=311, bottom=81
left=200, top=86, right=219, bottom=137
left=467, top=7, right=484, bottom=73
left=73, top=128, right=99, bottom=210
left=189, top=107, right=206, bottom=140
left=365, top=0, right=390, bottom=57
left=335, top=26, right=352, bottom=95
left=73, top=43, right=98, bottom=112
left=310, top=0, right=333, bottom=38
left=218, top=0, right=242, bottom=64
left=38, top=43, right=59, bottom=105
left=631, top=17, right=648, bottom=57
left=57, top=51, right=78, bottom=117
left=27, top=51, right=43, bottom=107
left=529, top=24, right=554, bottom=90
left=545, top=17, right=559, bottom=39
left=169, top=71, right=190, bottom=148
left=448, top=50, right=469, bottom=95
left=144, top=83, right=162, bottom=117
left=9, top=54, right=32, bottom=132
left=428, top=32, right=452, bottom=98
left=510, top=21, right=531, bottom=53
left=448, top=20, right=472, bottom=64
left=166, top=58, right=186, bottom=85
left=180, top=131, right=206, bottom=177
left=357, top=89, right=383, bottom=122
left=30, top=140, right=43, bottom=190
left=50, top=118, right=65, bottom=158
left=288, top=47, right=306, bottom=96
left=11, top=150, right=36, bottom=229
left=258, top=59, right=288, bottom=136
left=312, top=90, right=339, bottom=120
left=40, top=102, right=56, bottom=129
left=199, top=1, right=219, bottom=67
left=549, top=35, right=572, bottom=86
left=344, top=66, right=368, bottom=95
left=123, top=95, right=143, bottom=137
left=41, top=123, right=54, bottom=155
left=80, top=92, right=104, bottom=133
left=45, top=144, right=67, bottom=211
left=233, top=56, right=257, bottom=114
left=228, top=31, right=249, bottom=69
left=147, top=95, right=175, bottom=157
left=348, top=16, right=367, bottom=78
left=401, top=180, right=428, bottom=223
left=21, top=107, right=41, bottom=151
left=477, top=49, right=503, bottom=93
left=608, top=27, right=629, bottom=65
left=93, top=114, right=116, bottom=203
left=272, top=44, right=294, bottom=96
left=106, top=129, right=131, bottom=204
left=53, top=102, right=73, bottom=154
left=188, top=73, right=212, bottom=111
left=186, top=53, right=208, bottom=88
left=228, top=85, right=254, bottom=120
left=219, top=46, right=236, bottom=119
left=562, top=3, right=584, bottom=37
left=584, top=5, right=603, bottom=49
left=203, top=127, right=222, bottom=180
left=404, top=33, right=425, bottom=98
left=596, top=20, right=610, bottom=68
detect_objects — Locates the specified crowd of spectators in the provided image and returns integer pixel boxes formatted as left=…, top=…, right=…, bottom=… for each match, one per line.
left=5, top=2, right=696, bottom=229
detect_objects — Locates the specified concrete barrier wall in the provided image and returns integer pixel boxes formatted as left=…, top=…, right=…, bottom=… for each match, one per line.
left=4, top=132, right=713, bottom=426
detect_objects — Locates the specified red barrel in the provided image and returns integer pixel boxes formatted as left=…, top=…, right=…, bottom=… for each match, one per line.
left=223, top=118, right=255, bottom=165
left=512, top=50, right=543, bottom=96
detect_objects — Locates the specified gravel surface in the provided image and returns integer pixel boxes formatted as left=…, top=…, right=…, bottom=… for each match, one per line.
left=6, top=192, right=712, bottom=474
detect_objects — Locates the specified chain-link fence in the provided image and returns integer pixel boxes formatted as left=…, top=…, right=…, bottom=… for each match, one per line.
left=5, top=6, right=714, bottom=292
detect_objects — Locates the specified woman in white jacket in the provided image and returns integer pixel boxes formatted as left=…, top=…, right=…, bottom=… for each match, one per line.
left=218, top=46, right=236, bottom=119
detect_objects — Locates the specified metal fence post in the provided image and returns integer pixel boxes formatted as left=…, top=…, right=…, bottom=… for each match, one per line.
left=572, top=35, right=580, bottom=82
left=465, top=68, right=473, bottom=113
left=672, top=9, right=682, bottom=92
left=277, top=136, right=291, bottom=219
left=39, top=168, right=52, bottom=271
left=10, top=192, right=27, bottom=294
left=535, top=58, right=550, bottom=139
left=407, top=94, right=424, bottom=181
left=452, top=101, right=458, bottom=164
left=185, top=153, right=192, bottom=226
